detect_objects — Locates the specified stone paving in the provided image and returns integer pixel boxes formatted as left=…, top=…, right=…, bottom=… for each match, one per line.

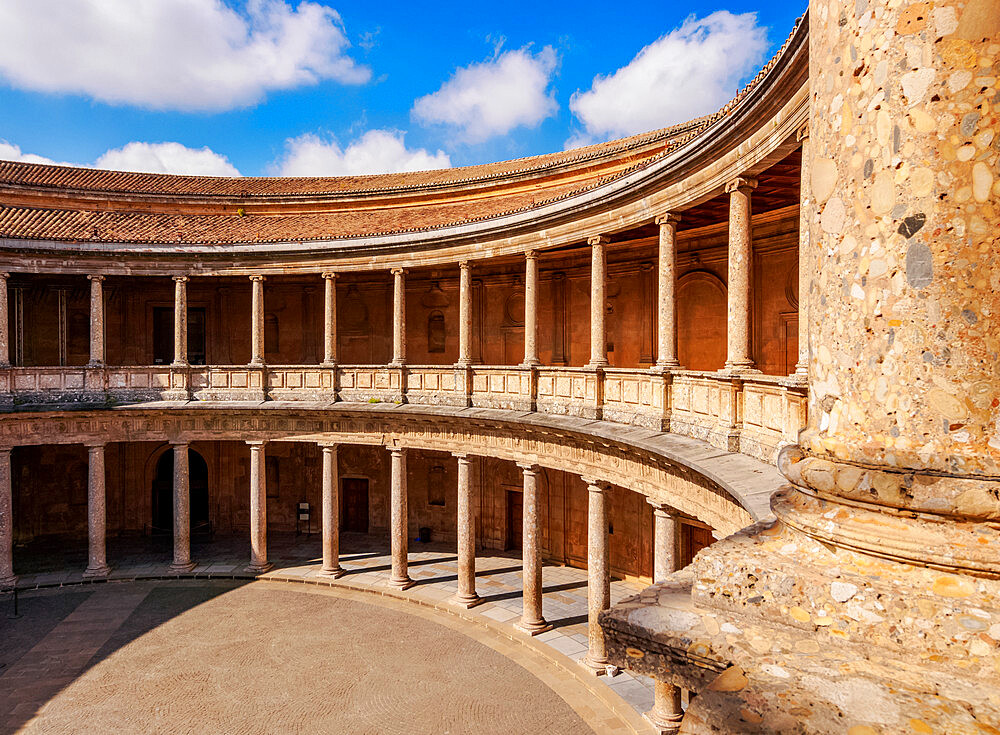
left=5, top=532, right=657, bottom=731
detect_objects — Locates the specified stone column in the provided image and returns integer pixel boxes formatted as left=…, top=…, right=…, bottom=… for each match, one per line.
left=0, top=447, right=15, bottom=588
left=654, top=214, right=681, bottom=369
left=522, top=251, right=540, bottom=366
left=388, top=446, right=413, bottom=589
left=246, top=440, right=271, bottom=573
left=516, top=463, right=550, bottom=634
left=87, top=275, right=105, bottom=366
left=794, top=125, right=810, bottom=376
left=0, top=273, right=9, bottom=368
left=172, top=276, right=189, bottom=366
left=646, top=682, right=684, bottom=734
left=451, top=453, right=481, bottom=607
left=580, top=478, right=613, bottom=674
left=322, top=272, right=338, bottom=366
left=723, top=177, right=757, bottom=371
left=456, top=262, right=472, bottom=367
left=646, top=501, right=684, bottom=732
left=587, top=236, right=609, bottom=368
left=169, top=442, right=195, bottom=573
left=390, top=268, right=406, bottom=366
left=318, top=443, right=344, bottom=578
left=249, top=275, right=265, bottom=366
left=83, top=443, right=110, bottom=578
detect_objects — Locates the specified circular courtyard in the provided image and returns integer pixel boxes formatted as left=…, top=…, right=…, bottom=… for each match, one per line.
left=0, top=580, right=616, bottom=734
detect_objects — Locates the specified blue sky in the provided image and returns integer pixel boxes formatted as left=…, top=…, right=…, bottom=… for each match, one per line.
left=0, top=0, right=805, bottom=177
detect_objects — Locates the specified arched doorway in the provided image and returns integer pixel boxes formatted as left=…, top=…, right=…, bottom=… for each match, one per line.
left=151, top=449, right=210, bottom=535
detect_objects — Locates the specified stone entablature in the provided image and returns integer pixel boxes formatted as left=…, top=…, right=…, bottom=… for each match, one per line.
left=0, top=364, right=806, bottom=465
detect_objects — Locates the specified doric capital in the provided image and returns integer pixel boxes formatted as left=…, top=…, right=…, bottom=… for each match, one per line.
left=318, top=441, right=338, bottom=451
left=246, top=439, right=267, bottom=448
left=453, top=452, right=473, bottom=462
left=87, top=274, right=105, bottom=283
left=172, top=275, right=189, bottom=284
left=517, top=462, right=539, bottom=474
left=582, top=477, right=608, bottom=492
left=796, top=122, right=810, bottom=142
left=587, top=234, right=610, bottom=247
left=725, top=176, right=758, bottom=194
left=654, top=212, right=681, bottom=228
left=170, top=440, right=190, bottom=448
left=85, top=441, right=107, bottom=451
left=388, top=445, right=407, bottom=456
left=321, top=271, right=338, bottom=281
left=248, top=274, right=266, bottom=283
left=390, top=267, right=406, bottom=276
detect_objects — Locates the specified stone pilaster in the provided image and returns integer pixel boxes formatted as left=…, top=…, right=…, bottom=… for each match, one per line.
left=516, top=463, right=550, bottom=634
left=654, top=214, right=681, bottom=369
left=0, top=447, right=15, bottom=588
left=246, top=440, right=271, bottom=573
left=794, top=124, right=810, bottom=376
left=522, top=251, right=540, bottom=366
left=83, top=443, right=110, bottom=578
left=169, top=442, right=195, bottom=573
left=587, top=235, right=609, bottom=368
left=249, top=275, right=265, bottom=366
left=457, top=262, right=472, bottom=367
left=580, top=478, right=614, bottom=675
left=451, top=453, right=481, bottom=607
left=87, top=275, right=105, bottom=367
left=388, top=446, right=413, bottom=589
left=321, top=272, right=337, bottom=366
left=318, top=443, right=344, bottom=578
left=172, top=276, right=189, bottom=367
left=723, top=178, right=757, bottom=371
left=390, top=268, right=406, bottom=366
left=0, top=273, right=9, bottom=368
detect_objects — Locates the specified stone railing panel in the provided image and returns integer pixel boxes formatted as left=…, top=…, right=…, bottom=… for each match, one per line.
left=535, top=367, right=600, bottom=419
left=470, top=366, right=532, bottom=411
left=336, top=365, right=404, bottom=404
left=404, top=366, right=464, bottom=407
left=193, top=366, right=267, bottom=402
left=267, top=366, right=335, bottom=402
left=601, top=368, right=669, bottom=430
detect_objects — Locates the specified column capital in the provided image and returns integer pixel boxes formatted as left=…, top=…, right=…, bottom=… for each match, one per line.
left=169, top=440, right=190, bottom=448
left=587, top=234, right=610, bottom=247
left=390, top=267, right=406, bottom=276
left=517, top=462, right=539, bottom=475
left=321, top=271, right=338, bottom=281
left=796, top=122, right=810, bottom=142
left=725, top=176, right=758, bottom=194
left=0, top=272, right=9, bottom=281
left=0, top=446, right=12, bottom=455
left=249, top=274, right=266, bottom=283
left=85, top=441, right=106, bottom=450
left=654, top=212, right=681, bottom=228
left=172, top=275, right=189, bottom=284
left=87, top=274, right=105, bottom=283
left=458, top=260, right=471, bottom=271
left=452, top=452, right=473, bottom=461
left=388, top=445, right=407, bottom=456
left=525, top=249, right=538, bottom=261
left=318, top=441, right=338, bottom=452
left=246, top=439, right=267, bottom=448
left=582, top=477, right=608, bottom=493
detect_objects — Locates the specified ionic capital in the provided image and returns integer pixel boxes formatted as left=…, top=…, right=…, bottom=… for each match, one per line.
left=248, top=274, right=266, bottom=283
left=0, top=272, right=9, bottom=281
left=725, top=176, right=758, bottom=194
left=172, top=275, right=189, bottom=284
left=796, top=122, right=810, bottom=142
left=321, top=272, right=338, bottom=281
left=87, top=274, right=105, bottom=283
left=390, top=267, right=406, bottom=276
left=654, top=212, right=681, bottom=228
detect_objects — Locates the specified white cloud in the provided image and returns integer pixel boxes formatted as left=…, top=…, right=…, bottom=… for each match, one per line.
left=567, top=11, right=768, bottom=146
left=274, top=130, right=451, bottom=176
left=1, top=139, right=240, bottom=176
left=0, top=0, right=370, bottom=112
left=412, top=46, right=558, bottom=144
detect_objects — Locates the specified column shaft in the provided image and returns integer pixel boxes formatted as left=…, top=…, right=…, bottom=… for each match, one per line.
left=457, top=262, right=472, bottom=366
left=587, top=236, right=609, bottom=367
left=390, top=268, right=406, bottom=365
left=523, top=251, right=539, bottom=366
left=247, top=441, right=270, bottom=572
left=88, top=275, right=105, bottom=366
left=172, top=276, right=188, bottom=366
left=582, top=480, right=612, bottom=673
left=451, top=454, right=480, bottom=607
left=794, top=127, right=810, bottom=376
left=655, top=215, right=681, bottom=368
left=646, top=680, right=684, bottom=733
left=389, top=447, right=413, bottom=588
left=652, top=505, right=679, bottom=582
left=322, top=273, right=337, bottom=365
left=517, top=463, right=549, bottom=634
left=319, top=444, right=344, bottom=577
left=170, top=442, right=195, bottom=572
left=724, top=178, right=757, bottom=371
left=84, top=444, right=110, bottom=577
left=0, top=448, right=14, bottom=587
left=249, top=275, right=265, bottom=366
left=0, top=273, right=9, bottom=367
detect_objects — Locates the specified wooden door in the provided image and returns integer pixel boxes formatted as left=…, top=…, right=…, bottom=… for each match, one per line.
left=342, top=478, right=369, bottom=533
left=680, top=523, right=715, bottom=568
left=506, top=490, right=523, bottom=550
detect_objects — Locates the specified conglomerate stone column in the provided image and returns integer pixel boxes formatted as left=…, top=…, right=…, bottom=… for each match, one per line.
left=0, top=273, right=9, bottom=368
left=83, top=443, right=110, bottom=578
left=654, top=214, right=681, bottom=369
left=0, top=447, right=15, bottom=588
left=723, top=178, right=757, bottom=371
left=522, top=251, right=540, bottom=366
left=456, top=262, right=472, bottom=367
left=249, top=275, right=265, bottom=366
left=794, top=124, right=810, bottom=376
left=321, top=272, right=337, bottom=366
left=172, top=276, right=189, bottom=366
left=587, top=236, right=609, bottom=368
left=516, top=463, right=549, bottom=634
left=647, top=501, right=683, bottom=733
left=580, top=478, right=613, bottom=674
left=390, top=268, right=406, bottom=366
left=451, top=453, right=481, bottom=607
left=169, top=442, right=195, bottom=573
left=318, top=443, right=344, bottom=578
left=87, top=275, right=105, bottom=367
left=246, top=440, right=271, bottom=573
left=388, top=446, right=413, bottom=589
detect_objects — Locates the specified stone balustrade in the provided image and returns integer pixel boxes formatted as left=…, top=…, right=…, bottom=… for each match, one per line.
left=0, top=363, right=806, bottom=463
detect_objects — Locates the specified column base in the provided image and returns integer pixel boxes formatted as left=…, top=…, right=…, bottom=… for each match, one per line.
left=0, top=573, right=17, bottom=589
left=168, top=561, right=196, bottom=574
left=317, top=567, right=346, bottom=580
left=643, top=710, right=683, bottom=734
left=653, top=360, right=680, bottom=370
left=578, top=653, right=619, bottom=677
left=585, top=361, right=609, bottom=370
left=246, top=561, right=273, bottom=574
left=515, top=618, right=552, bottom=636
left=389, top=576, right=414, bottom=590
left=722, top=361, right=759, bottom=373
left=82, top=563, right=111, bottom=579
left=449, top=592, right=483, bottom=609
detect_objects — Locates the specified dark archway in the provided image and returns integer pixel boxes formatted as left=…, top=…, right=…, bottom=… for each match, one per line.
left=151, top=449, right=210, bottom=535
